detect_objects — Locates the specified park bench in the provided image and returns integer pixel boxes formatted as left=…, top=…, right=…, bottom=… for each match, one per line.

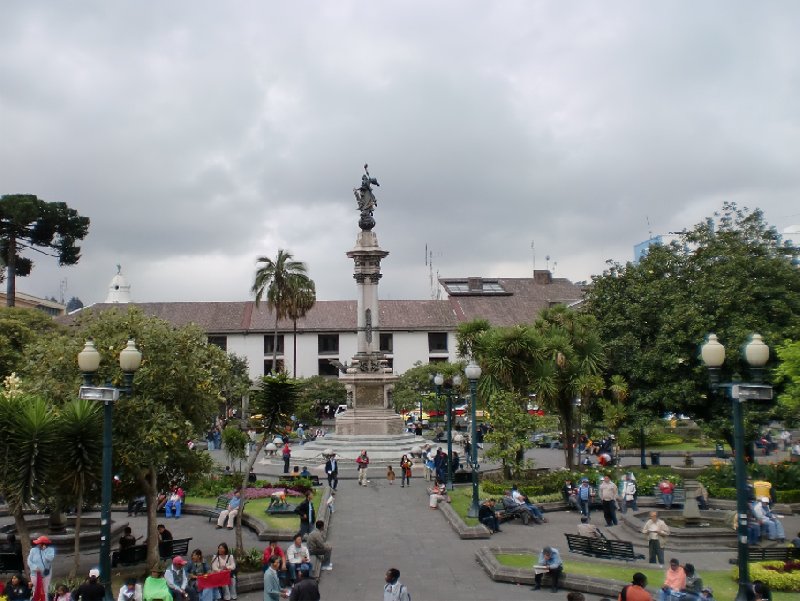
left=453, top=470, right=471, bottom=484
left=748, top=546, right=800, bottom=561
left=159, top=537, right=192, bottom=560
left=278, top=475, right=321, bottom=487
left=497, top=497, right=537, bottom=525
left=0, top=551, right=24, bottom=573
left=112, top=544, right=148, bottom=567
left=651, top=487, right=686, bottom=507
left=564, top=534, right=644, bottom=562
left=208, top=495, right=231, bottom=523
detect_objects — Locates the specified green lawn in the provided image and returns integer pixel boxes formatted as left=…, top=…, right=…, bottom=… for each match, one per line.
left=448, top=486, right=481, bottom=526
left=186, top=492, right=321, bottom=531
left=495, top=553, right=794, bottom=600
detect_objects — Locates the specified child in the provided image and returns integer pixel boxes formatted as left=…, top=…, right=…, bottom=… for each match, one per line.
left=326, top=490, right=336, bottom=514
left=387, top=465, right=396, bottom=485
left=54, top=584, right=72, bottom=601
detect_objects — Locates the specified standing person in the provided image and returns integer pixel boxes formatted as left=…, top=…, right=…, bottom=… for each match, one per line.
left=295, top=490, right=315, bottom=537
left=599, top=475, right=619, bottom=527
left=642, top=511, right=670, bottom=566
left=165, top=557, right=189, bottom=601
left=618, top=573, right=651, bottom=601
left=210, top=543, right=236, bottom=601
left=383, top=568, right=411, bottom=601
left=386, top=465, right=396, bottom=485
left=356, top=450, right=370, bottom=486
left=288, top=565, right=319, bottom=601
left=186, top=550, right=212, bottom=601
left=282, top=442, right=291, bottom=474
left=658, top=478, right=675, bottom=509
left=562, top=479, right=579, bottom=511
left=262, top=555, right=282, bottom=601
left=27, top=535, right=54, bottom=601
left=118, top=578, right=143, bottom=601
left=305, top=521, right=333, bottom=571
left=695, top=482, right=710, bottom=510
left=400, top=455, right=413, bottom=488
left=660, top=559, right=686, bottom=601
left=780, top=429, right=792, bottom=451
left=216, top=491, right=242, bottom=530
left=424, top=446, right=435, bottom=481
left=577, top=478, right=593, bottom=517
left=324, top=454, right=338, bottom=490
left=72, top=569, right=106, bottom=601
left=620, top=474, right=638, bottom=513
left=532, top=546, right=563, bottom=593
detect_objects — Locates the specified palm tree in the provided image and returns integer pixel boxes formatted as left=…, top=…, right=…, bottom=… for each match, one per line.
left=58, top=398, right=102, bottom=577
left=252, top=250, right=309, bottom=373
left=284, top=275, right=316, bottom=378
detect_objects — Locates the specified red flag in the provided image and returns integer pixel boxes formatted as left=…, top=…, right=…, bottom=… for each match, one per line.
left=197, top=570, right=232, bottom=590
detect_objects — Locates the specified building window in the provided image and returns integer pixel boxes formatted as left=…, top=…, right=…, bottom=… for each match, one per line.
left=380, top=333, right=393, bottom=353
left=264, top=359, right=285, bottom=375
left=318, top=359, right=340, bottom=377
left=264, top=335, right=284, bottom=355
left=428, top=332, right=448, bottom=353
left=318, top=334, right=339, bottom=354
left=207, top=336, right=228, bottom=351
left=429, top=357, right=448, bottom=364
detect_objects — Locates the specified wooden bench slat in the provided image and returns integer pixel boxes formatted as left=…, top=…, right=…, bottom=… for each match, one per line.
left=565, top=533, right=643, bottom=562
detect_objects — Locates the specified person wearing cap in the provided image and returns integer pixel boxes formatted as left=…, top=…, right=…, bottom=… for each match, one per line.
left=618, top=573, right=650, bottom=601
left=577, top=478, right=593, bottom=517
left=641, top=511, right=670, bottom=565
left=165, top=557, right=189, bottom=600
left=752, top=496, right=785, bottom=541
left=324, top=454, right=338, bottom=490
left=143, top=565, right=171, bottom=601
left=118, top=577, right=143, bottom=601
left=532, top=546, right=563, bottom=593
left=27, top=535, right=55, bottom=601
left=72, top=569, right=105, bottom=601
left=356, top=450, right=370, bottom=486
left=288, top=563, right=320, bottom=601
left=660, top=558, right=686, bottom=601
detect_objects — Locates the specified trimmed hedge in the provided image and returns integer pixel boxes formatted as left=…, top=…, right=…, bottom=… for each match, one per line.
left=734, top=561, right=800, bottom=592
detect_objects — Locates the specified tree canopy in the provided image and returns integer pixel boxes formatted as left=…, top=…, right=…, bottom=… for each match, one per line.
left=0, top=194, right=90, bottom=306
left=0, top=306, right=64, bottom=377
left=585, top=203, right=800, bottom=439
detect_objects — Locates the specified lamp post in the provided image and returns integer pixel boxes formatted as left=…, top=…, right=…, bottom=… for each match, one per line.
left=700, top=333, right=772, bottom=601
left=78, top=338, right=142, bottom=601
left=639, top=423, right=648, bottom=470
left=434, top=372, right=462, bottom=491
left=465, top=360, right=482, bottom=518
left=573, top=397, right=582, bottom=469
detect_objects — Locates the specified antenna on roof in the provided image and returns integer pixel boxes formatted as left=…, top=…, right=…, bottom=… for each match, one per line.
left=552, top=261, right=557, bottom=275
left=545, top=255, right=550, bottom=271
left=531, top=240, right=535, bottom=271
left=646, top=216, right=654, bottom=240
left=425, top=243, right=428, bottom=266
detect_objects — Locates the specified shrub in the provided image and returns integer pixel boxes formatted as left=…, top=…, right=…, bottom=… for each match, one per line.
left=233, top=548, right=264, bottom=573
left=776, top=489, right=800, bottom=503
left=187, top=474, right=243, bottom=497
left=734, top=561, right=800, bottom=592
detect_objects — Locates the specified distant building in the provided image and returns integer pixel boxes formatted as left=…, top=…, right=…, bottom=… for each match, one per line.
left=0, top=291, right=66, bottom=316
left=633, top=236, right=662, bottom=263
left=64, top=269, right=585, bottom=381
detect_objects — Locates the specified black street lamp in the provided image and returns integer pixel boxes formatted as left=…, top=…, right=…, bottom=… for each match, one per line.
left=700, top=333, right=772, bottom=601
left=434, top=372, right=462, bottom=491
left=465, top=360, right=482, bottom=518
left=573, top=397, right=582, bottom=469
left=78, top=339, right=142, bottom=601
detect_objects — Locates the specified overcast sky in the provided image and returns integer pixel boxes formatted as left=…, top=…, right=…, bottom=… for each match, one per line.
left=2, top=1, right=799, bottom=306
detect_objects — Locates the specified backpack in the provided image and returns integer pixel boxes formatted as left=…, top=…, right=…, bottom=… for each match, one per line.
left=386, top=583, right=410, bottom=601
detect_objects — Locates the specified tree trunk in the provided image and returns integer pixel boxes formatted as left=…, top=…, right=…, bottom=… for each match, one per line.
left=71, top=492, right=84, bottom=578
left=561, top=410, right=575, bottom=470
left=292, top=320, right=298, bottom=379
left=13, top=504, right=31, bottom=576
left=140, top=467, right=160, bottom=568
left=272, top=315, right=279, bottom=373
left=6, top=235, right=16, bottom=307
left=235, top=435, right=269, bottom=553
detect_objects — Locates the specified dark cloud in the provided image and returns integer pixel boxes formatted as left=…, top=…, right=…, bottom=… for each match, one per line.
left=1, top=1, right=798, bottom=305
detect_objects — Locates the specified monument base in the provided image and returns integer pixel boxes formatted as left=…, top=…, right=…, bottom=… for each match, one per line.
left=337, top=368, right=400, bottom=436
left=335, top=408, right=405, bottom=435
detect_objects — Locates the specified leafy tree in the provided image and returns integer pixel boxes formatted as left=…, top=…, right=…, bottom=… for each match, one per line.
left=221, top=426, right=249, bottom=471
left=392, top=361, right=467, bottom=420
left=775, top=340, right=800, bottom=426
left=295, top=375, right=346, bottom=425
left=586, top=203, right=800, bottom=444
left=252, top=249, right=310, bottom=373
left=484, top=391, right=538, bottom=478
left=0, top=194, right=90, bottom=306
left=0, top=307, right=63, bottom=376
left=20, top=307, right=228, bottom=566
left=285, top=276, right=316, bottom=378
left=65, top=296, right=84, bottom=312
left=234, top=372, right=299, bottom=551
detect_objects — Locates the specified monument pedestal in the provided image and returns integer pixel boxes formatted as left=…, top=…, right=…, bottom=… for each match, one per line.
left=336, top=370, right=403, bottom=435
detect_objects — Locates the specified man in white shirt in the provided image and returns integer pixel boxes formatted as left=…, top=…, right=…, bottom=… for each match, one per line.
left=285, top=534, right=311, bottom=583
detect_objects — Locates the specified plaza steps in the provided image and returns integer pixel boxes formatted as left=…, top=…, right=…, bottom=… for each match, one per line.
left=259, top=432, right=432, bottom=465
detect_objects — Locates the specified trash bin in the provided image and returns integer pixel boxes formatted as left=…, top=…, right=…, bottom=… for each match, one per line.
left=715, top=443, right=726, bottom=458
left=650, top=452, right=661, bottom=466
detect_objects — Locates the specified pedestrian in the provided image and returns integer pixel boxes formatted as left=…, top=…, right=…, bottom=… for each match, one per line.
left=288, top=564, right=319, bottom=601
left=532, top=546, right=563, bottom=593
left=577, top=478, right=593, bottom=517
left=620, top=473, right=637, bottom=513
left=400, top=455, right=412, bottom=487
left=383, top=568, right=411, bottom=601
left=599, top=475, right=619, bottom=526
left=305, top=521, right=333, bottom=571
left=282, top=442, right=291, bottom=474
left=618, top=573, right=651, bottom=601
left=27, top=535, right=54, bottom=601
left=356, top=450, right=369, bottom=486
left=263, top=555, right=282, bottom=601
left=424, top=446, right=435, bottom=481
left=325, top=490, right=335, bottom=514
left=295, top=490, right=316, bottom=537
left=72, top=569, right=106, bottom=601
left=324, top=454, right=338, bottom=490
left=386, top=465, right=396, bottom=485
left=641, top=511, right=670, bottom=565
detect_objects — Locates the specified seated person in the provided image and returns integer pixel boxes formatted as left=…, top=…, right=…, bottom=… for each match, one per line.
left=291, top=466, right=301, bottom=478
left=577, top=516, right=604, bottom=539
left=119, top=527, right=138, bottom=550
left=127, top=495, right=146, bottom=517
left=261, top=541, right=286, bottom=580
left=510, top=485, right=544, bottom=522
left=216, top=491, right=241, bottom=530
left=164, top=486, right=183, bottom=518
left=660, top=558, right=686, bottom=601
left=682, top=563, right=703, bottom=601
left=533, top=546, right=563, bottom=592
left=305, top=521, right=333, bottom=570
left=752, top=497, right=785, bottom=541
left=428, top=479, right=449, bottom=509
left=117, top=577, right=143, bottom=601
left=285, top=535, right=311, bottom=582
left=478, top=499, right=501, bottom=533
left=792, top=531, right=800, bottom=549
left=695, top=483, right=710, bottom=511
left=299, top=466, right=311, bottom=479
